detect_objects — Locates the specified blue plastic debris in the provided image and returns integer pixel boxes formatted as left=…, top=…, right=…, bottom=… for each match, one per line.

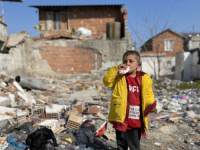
left=7, top=135, right=27, bottom=150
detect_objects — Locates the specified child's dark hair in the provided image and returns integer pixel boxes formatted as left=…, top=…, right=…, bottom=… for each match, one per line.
left=123, top=51, right=141, bottom=63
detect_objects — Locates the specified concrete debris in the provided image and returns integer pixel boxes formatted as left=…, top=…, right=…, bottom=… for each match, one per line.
left=0, top=74, right=199, bottom=149
left=15, top=76, right=47, bottom=90
left=5, top=31, right=29, bottom=47
left=144, top=78, right=200, bottom=150
left=38, top=119, right=58, bottom=132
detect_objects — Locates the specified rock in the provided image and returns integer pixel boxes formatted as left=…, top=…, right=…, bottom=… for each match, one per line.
left=159, top=125, right=178, bottom=134
left=69, top=90, right=100, bottom=101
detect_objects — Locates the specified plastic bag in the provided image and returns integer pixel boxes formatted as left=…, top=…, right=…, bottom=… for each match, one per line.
left=7, top=135, right=27, bottom=150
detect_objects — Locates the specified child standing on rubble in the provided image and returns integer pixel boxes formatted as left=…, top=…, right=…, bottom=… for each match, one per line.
left=103, top=51, right=156, bottom=150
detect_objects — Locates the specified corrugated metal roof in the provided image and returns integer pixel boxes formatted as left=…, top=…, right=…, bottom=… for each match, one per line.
left=29, top=4, right=124, bottom=8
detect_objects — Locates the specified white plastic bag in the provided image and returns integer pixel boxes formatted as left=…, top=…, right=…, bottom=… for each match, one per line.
left=76, top=27, right=92, bottom=37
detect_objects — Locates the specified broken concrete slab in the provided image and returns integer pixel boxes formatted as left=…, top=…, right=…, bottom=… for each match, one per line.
left=69, top=90, right=100, bottom=102
left=0, top=96, right=10, bottom=107
left=17, top=91, right=36, bottom=104
left=38, top=119, right=58, bottom=132
left=5, top=31, right=29, bottom=47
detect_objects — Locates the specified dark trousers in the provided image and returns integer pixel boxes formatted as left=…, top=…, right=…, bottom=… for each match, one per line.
left=116, top=128, right=141, bottom=150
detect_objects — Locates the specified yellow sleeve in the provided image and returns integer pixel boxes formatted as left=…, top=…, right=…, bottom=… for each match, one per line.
left=103, top=65, right=119, bottom=89
left=145, top=78, right=155, bottom=106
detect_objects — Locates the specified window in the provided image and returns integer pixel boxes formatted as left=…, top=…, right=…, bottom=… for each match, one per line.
left=167, top=60, right=171, bottom=66
left=46, top=12, right=52, bottom=31
left=53, top=11, right=61, bottom=30
left=171, top=66, right=175, bottom=72
left=164, top=39, right=174, bottom=51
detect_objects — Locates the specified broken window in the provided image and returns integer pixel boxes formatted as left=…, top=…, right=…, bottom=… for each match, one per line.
left=53, top=11, right=61, bottom=30
left=164, top=39, right=174, bottom=51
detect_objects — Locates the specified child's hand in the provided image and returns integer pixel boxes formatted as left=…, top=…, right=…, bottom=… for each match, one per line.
left=144, top=101, right=157, bottom=117
left=118, top=64, right=127, bottom=70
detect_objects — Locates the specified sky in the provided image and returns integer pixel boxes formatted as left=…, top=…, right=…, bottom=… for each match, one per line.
left=1, top=0, right=200, bottom=50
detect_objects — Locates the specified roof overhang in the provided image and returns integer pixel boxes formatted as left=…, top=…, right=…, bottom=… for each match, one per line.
left=1, top=0, right=23, bottom=2
left=29, top=4, right=124, bottom=9
left=140, top=29, right=186, bottom=48
left=0, top=20, right=8, bottom=26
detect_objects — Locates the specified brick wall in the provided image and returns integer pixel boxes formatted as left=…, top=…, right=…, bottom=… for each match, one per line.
left=140, top=30, right=184, bottom=57
left=38, top=6, right=126, bottom=38
left=39, top=42, right=101, bottom=74
left=141, top=39, right=153, bottom=52
left=153, top=31, right=184, bottom=57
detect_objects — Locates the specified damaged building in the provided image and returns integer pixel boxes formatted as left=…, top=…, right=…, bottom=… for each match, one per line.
left=0, top=13, right=7, bottom=53
left=175, top=33, right=200, bottom=81
left=0, top=4, right=132, bottom=80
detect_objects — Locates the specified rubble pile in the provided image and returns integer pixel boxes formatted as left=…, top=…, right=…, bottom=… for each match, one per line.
left=142, top=78, right=200, bottom=150
left=0, top=73, right=115, bottom=150
left=0, top=73, right=200, bottom=150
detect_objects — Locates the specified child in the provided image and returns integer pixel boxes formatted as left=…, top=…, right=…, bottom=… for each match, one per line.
left=103, top=51, right=156, bottom=150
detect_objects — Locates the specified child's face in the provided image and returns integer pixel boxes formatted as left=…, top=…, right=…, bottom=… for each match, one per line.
left=123, top=55, right=141, bottom=74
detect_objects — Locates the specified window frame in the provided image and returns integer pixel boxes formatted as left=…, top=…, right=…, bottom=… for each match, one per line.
left=53, top=11, right=61, bottom=30
left=164, top=39, right=174, bottom=51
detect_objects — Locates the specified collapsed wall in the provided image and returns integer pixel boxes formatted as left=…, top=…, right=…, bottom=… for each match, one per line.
left=0, top=35, right=129, bottom=80
left=0, top=37, right=55, bottom=77
left=0, top=40, right=28, bottom=77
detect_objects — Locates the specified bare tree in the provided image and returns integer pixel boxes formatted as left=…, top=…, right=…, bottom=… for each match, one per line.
left=129, top=4, right=179, bottom=80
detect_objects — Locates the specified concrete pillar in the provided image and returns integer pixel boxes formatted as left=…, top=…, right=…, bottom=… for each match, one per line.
left=175, top=51, right=184, bottom=80
left=198, top=64, right=200, bottom=78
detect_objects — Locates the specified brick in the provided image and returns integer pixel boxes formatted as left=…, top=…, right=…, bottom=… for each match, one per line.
left=33, top=107, right=45, bottom=115
left=65, top=113, right=82, bottom=130
left=46, top=112, right=61, bottom=119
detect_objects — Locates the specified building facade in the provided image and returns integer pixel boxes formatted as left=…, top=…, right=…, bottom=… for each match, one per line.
left=140, top=29, right=185, bottom=79
left=30, top=5, right=129, bottom=39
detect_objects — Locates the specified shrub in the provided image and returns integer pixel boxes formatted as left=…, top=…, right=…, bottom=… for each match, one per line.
left=176, top=81, right=200, bottom=90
